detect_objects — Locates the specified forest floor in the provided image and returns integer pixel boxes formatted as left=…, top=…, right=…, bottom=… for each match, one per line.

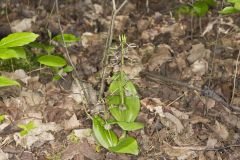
left=0, top=0, right=240, bottom=160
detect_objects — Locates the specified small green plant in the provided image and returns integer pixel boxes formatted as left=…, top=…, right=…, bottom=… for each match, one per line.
left=67, top=132, right=80, bottom=143
left=219, top=0, right=240, bottom=14
left=0, top=32, right=78, bottom=85
left=35, top=33, right=78, bottom=80
left=0, top=115, right=5, bottom=124
left=92, top=35, right=144, bottom=155
left=0, top=32, right=38, bottom=87
left=18, top=121, right=36, bottom=137
left=176, top=0, right=216, bottom=17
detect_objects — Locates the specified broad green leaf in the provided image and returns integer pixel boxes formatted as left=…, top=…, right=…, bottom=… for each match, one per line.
left=38, top=55, right=66, bottom=67
left=0, top=76, right=20, bottom=87
left=0, top=47, right=26, bottom=59
left=228, top=0, right=240, bottom=3
left=219, top=6, right=239, bottom=14
left=12, top=47, right=26, bottom=59
left=0, top=48, right=18, bottom=59
left=63, top=65, right=73, bottom=72
left=53, top=34, right=80, bottom=43
left=0, top=115, right=5, bottom=124
left=193, top=1, right=209, bottom=16
left=107, top=72, right=140, bottom=122
left=117, top=122, right=144, bottom=131
left=0, top=32, right=39, bottom=48
left=234, top=2, right=240, bottom=10
left=109, top=137, right=139, bottom=155
left=107, top=121, right=144, bottom=131
left=92, top=115, right=118, bottom=149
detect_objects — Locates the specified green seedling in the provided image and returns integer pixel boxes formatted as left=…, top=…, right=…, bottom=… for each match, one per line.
left=18, top=121, right=36, bottom=137
left=92, top=35, right=144, bottom=155
left=0, top=32, right=39, bottom=87
left=219, top=0, right=240, bottom=14
left=0, top=115, right=5, bottom=124
left=36, top=33, right=78, bottom=80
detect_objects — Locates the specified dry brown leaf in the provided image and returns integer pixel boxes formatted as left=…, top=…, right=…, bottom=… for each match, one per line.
left=147, top=44, right=172, bottom=71
left=214, top=121, right=229, bottom=140
left=63, top=114, right=80, bottom=130
left=0, top=149, right=8, bottom=160
left=164, top=112, right=184, bottom=133
left=170, top=107, right=190, bottom=120
left=191, top=59, right=208, bottom=76
left=187, top=43, right=211, bottom=64
left=61, top=139, right=103, bottom=160
left=206, top=137, right=218, bottom=149
left=163, top=142, right=199, bottom=160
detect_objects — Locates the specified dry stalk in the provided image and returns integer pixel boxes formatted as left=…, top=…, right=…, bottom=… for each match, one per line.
left=98, top=0, right=128, bottom=101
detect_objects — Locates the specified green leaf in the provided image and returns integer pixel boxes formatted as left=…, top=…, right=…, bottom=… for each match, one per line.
left=0, top=115, right=5, bottom=124
left=117, top=122, right=144, bottom=131
left=63, top=65, right=73, bottom=72
left=19, top=130, right=28, bottom=136
left=203, top=0, right=216, bottom=6
left=29, top=42, right=55, bottom=54
left=234, top=2, right=240, bottom=10
left=53, top=34, right=80, bottom=43
left=219, top=6, right=239, bottom=14
left=92, top=115, right=118, bottom=149
left=0, top=76, right=20, bottom=87
left=18, top=121, right=36, bottom=137
left=12, top=47, right=26, bottom=59
left=0, top=32, right=39, bottom=48
left=107, top=121, right=144, bottom=131
left=193, top=1, right=209, bottom=16
left=176, top=5, right=191, bottom=15
left=107, top=72, right=140, bottom=122
left=38, top=55, right=67, bottom=67
left=228, top=0, right=240, bottom=3
left=53, top=74, right=61, bottom=81
left=109, top=137, right=139, bottom=155
left=0, top=47, right=26, bottom=59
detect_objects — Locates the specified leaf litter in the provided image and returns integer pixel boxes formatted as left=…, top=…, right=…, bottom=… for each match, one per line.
left=0, top=0, right=240, bottom=159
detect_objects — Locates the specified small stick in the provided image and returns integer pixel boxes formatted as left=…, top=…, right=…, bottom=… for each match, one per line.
left=230, top=50, right=240, bottom=104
